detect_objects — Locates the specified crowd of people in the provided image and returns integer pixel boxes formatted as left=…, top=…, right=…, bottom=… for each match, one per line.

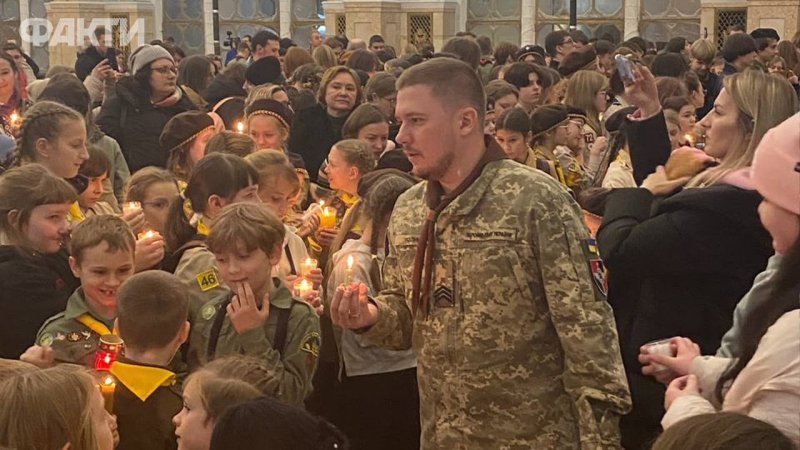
left=0, top=21, right=798, bottom=450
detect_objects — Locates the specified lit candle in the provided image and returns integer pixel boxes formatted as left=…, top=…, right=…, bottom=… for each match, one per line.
left=300, top=258, right=317, bottom=279
left=684, top=133, right=694, bottom=146
left=319, top=206, right=336, bottom=229
left=93, top=335, right=123, bottom=371
left=122, top=201, right=141, bottom=215
left=8, top=111, right=20, bottom=126
left=344, top=255, right=354, bottom=285
left=100, top=375, right=116, bottom=413
left=294, top=278, right=312, bottom=298
left=236, top=121, right=245, bottom=133
left=137, top=230, right=160, bottom=240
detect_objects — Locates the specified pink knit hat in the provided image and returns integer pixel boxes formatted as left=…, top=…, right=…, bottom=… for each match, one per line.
left=751, top=113, right=800, bottom=215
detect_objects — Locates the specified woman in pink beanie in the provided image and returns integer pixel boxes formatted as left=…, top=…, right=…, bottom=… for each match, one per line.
left=645, top=113, right=800, bottom=447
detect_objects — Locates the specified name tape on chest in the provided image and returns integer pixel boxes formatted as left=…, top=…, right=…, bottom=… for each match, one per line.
left=462, top=229, right=518, bottom=242
left=196, top=269, right=220, bottom=292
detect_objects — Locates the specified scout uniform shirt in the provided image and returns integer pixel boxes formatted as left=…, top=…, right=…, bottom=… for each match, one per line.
left=362, top=157, right=631, bottom=450
left=187, top=278, right=321, bottom=406
left=110, top=357, right=181, bottom=450
left=37, top=287, right=115, bottom=366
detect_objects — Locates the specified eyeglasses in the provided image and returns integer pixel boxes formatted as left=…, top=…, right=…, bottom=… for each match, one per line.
left=382, top=96, right=397, bottom=105
left=152, top=66, right=178, bottom=75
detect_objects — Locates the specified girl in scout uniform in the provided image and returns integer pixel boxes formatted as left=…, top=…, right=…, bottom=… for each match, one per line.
left=0, top=164, right=81, bottom=359
left=161, top=111, right=219, bottom=183
left=188, top=203, right=321, bottom=406
left=35, top=215, right=135, bottom=366
left=563, top=70, right=609, bottom=179
left=165, top=153, right=260, bottom=315
left=528, top=105, right=571, bottom=188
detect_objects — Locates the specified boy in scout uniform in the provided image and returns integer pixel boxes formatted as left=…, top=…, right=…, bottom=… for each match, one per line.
left=187, top=203, right=321, bottom=406
left=36, top=216, right=135, bottom=367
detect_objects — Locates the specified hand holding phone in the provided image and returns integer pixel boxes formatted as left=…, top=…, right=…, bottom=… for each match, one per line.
left=615, top=54, right=636, bottom=84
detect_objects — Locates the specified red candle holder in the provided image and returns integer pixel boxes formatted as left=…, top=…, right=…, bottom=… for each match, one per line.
left=93, top=334, right=124, bottom=371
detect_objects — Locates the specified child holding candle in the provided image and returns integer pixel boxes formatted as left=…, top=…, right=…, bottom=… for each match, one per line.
left=27, top=215, right=135, bottom=368
left=188, top=203, right=321, bottom=406
left=124, top=167, right=180, bottom=236
left=245, top=150, right=322, bottom=288
left=0, top=366, right=116, bottom=450
left=0, top=165, right=81, bottom=359
left=109, top=271, right=190, bottom=450
left=323, top=169, right=420, bottom=449
left=165, top=153, right=260, bottom=310
left=173, top=356, right=281, bottom=450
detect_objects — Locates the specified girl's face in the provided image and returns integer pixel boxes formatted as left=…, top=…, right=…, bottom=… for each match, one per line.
left=758, top=200, right=800, bottom=255
left=215, top=243, right=277, bottom=296
left=691, top=87, right=705, bottom=109
left=77, top=173, right=107, bottom=209
left=188, top=128, right=217, bottom=164
left=519, top=73, right=542, bottom=106
left=206, top=183, right=261, bottom=219
left=248, top=116, right=287, bottom=151
left=494, top=94, right=518, bottom=118
left=91, top=387, right=116, bottom=450
left=768, top=61, right=784, bottom=74
left=667, top=122, right=681, bottom=151
left=553, top=124, right=569, bottom=146
left=173, top=379, right=214, bottom=450
left=325, top=146, right=357, bottom=193
left=701, top=88, right=743, bottom=160
left=0, top=58, right=15, bottom=103
left=678, top=105, right=697, bottom=133
left=22, top=203, right=72, bottom=254
left=38, top=118, right=89, bottom=179
left=494, top=129, right=529, bottom=163
left=142, top=181, right=180, bottom=234
left=484, top=110, right=496, bottom=136
left=357, top=122, right=389, bottom=160
left=594, top=88, right=609, bottom=114
left=258, top=176, right=297, bottom=218
left=372, top=92, right=396, bottom=118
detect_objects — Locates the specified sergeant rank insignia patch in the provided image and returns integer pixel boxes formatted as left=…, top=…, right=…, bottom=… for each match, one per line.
left=434, top=285, right=454, bottom=309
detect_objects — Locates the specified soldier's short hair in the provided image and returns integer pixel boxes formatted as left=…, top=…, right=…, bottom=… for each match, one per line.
left=71, top=215, right=135, bottom=265
left=206, top=203, right=285, bottom=259
left=116, top=271, right=189, bottom=351
left=397, top=57, right=486, bottom=124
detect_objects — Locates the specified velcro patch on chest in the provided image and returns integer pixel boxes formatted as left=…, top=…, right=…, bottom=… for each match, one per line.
left=196, top=269, right=220, bottom=291
left=461, top=228, right=518, bottom=242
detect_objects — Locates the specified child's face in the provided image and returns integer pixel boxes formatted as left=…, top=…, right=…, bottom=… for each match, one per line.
left=248, top=116, right=286, bottom=151
left=71, top=243, right=135, bottom=315
left=39, top=118, right=89, bottom=179
left=141, top=181, right=180, bottom=234
left=258, top=177, right=297, bottom=218
left=173, top=379, right=214, bottom=450
left=206, top=184, right=261, bottom=219
left=214, top=243, right=278, bottom=296
left=77, top=173, right=108, bottom=209
left=91, top=387, right=116, bottom=450
left=494, top=129, right=528, bottom=163
left=678, top=105, right=697, bottom=133
left=22, top=203, right=71, bottom=254
left=325, top=146, right=356, bottom=193
left=667, top=122, right=681, bottom=151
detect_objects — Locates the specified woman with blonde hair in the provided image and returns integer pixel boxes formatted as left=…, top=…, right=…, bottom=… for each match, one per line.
left=283, top=47, right=315, bottom=79
left=312, top=45, right=338, bottom=69
left=597, top=66, right=797, bottom=450
left=0, top=366, right=115, bottom=450
left=245, top=83, right=290, bottom=110
left=563, top=70, right=610, bottom=177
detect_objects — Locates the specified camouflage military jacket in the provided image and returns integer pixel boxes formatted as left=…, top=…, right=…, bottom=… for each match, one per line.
left=37, top=287, right=112, bottom=366
left=363, top=160, right=631, bottom=450
left=187, top=278, right=321, bottom=406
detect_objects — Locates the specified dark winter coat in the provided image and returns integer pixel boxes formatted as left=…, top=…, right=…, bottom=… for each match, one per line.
left=75, top=46, right=119, bottom=81
left=0, top=246, right=80, bottom=359
left=96, top=76, right=196, bottom=172
left=202, top=75, right=247, bottom=109
left=288, top=104, right=348, bottom=182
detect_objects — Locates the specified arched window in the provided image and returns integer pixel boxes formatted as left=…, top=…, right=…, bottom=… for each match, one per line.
left=218, top=0, right=279, bottom=55
left=537, top=0, right=623, bottom=44
left=467, top=0, right=522, bottom=45
left=0, top=0, right=20, bottom=46
left=163, top=0, right=205, bottom=56
left=640, top=0, right=701, bottom=44
left=292, top=0, right=324, bottom=49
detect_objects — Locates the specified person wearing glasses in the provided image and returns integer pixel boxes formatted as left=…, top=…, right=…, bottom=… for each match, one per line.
left=98, top=44, right=196, bottom=173
left=544, top=30, right=577, bottom=70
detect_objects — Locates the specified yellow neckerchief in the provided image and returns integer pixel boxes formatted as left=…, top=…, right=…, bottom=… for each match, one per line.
left=109, top=361, right=177, bottom=402
left=67, top=202, right=85, bottom=225
left=196, top=216, right=210, bottom=236
left=76, top=314, right=117, bottom=336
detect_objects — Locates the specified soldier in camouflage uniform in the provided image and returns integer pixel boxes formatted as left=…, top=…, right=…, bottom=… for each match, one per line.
left=331, top=58, right=631, bottom=450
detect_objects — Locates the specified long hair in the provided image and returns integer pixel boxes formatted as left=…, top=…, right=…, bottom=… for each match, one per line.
left=715, top=235, right=800, bottom=403
left=312, top=45, right=338, bottom=69
left=341, top=104, right=388, bottom=139
left=563, top=70, right=608, bottom=135
left=284, top=47, right=315, bottom=79
left=9, top=100, right=85, bottom=168
left=688, top=69, right=798, bottom=187
left=326, top=169, right=416, bottom=292
left=178, top=55, right=214, bottom=95
left=0, top=367, right=102, bottom=450
left=651, top=412, right=794, bottom=450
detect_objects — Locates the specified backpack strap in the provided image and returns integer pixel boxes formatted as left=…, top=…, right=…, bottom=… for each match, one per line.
left=284, top=244, right=297, bottom=275
left=206, top=294, right=233, bottom=361
left=272, top=307, right=292, bottom=360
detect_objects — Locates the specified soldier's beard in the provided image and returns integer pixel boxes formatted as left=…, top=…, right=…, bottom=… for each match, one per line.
left=411, top=148, right=456, bottom=183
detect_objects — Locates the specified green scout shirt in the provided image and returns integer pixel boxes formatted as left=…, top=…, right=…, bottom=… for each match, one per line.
left=174, top=246, right=227, bottom=320
left=37, top=287, right=114, bottom=366
left=362, top=159, right=632, bottom=450
left=187, top=278, right=321, bottom=406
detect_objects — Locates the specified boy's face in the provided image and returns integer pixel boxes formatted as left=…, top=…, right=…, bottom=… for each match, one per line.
left=70, top=242, right=135, bottom=316
left=77, top=173, right=107, bottom=209
left=258, top=177, right=297, bottom=219
left=214, top=243, right=280, bottom=297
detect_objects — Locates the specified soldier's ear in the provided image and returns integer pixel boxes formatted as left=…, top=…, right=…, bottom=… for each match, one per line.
left=456, top=106, right=479, bottom=137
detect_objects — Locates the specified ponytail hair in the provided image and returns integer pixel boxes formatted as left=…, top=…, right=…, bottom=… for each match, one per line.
left=164, top=153, right=258, bottom=250
left=9, top=100, right=85, bottom=167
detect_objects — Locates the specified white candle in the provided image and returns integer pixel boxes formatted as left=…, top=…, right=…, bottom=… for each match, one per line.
left=300, top=258, right=317, bottom=279
left=122, top=202, right=141, bottom=215
left=344, top=255, right=354, bottom=285
left=294, top=279, right=312, bottom=298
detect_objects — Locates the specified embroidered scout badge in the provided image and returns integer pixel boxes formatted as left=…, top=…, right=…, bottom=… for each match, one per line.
left=196, top=269, right=220, bottom=292
left=39, top=333, right=54, bottom=346
left=201, top=303, right=216, bottom=321
left=301, top=332, right=321, bottom=372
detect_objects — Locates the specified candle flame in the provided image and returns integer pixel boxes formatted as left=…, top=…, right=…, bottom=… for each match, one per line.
left=145, top=231, right=154, bottom=238
left=684, top=133, right=694, bottom=145
left=103, top=376, right=114, bottom=386
left=320, top=200, right=325, bottom=207
left=305, top=258, right=312, bottom=264
left=300, top=279, right=309, bottom=288
left=9, top=112, right=18, bottom=122
left=236, top=121, right=244, bottom=133
left=347, top=255, right=353, bottom=269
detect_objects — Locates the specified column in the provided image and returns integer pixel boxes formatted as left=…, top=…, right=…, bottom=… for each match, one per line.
left=280, top=0, right=292, bottom=37
left=204, top=0, right=214, bottom=54
left=20, top=0, right=31, bottom=55
left=521, top=0, right=535, bottom=44
left=623, top=0, right=640, bottom=39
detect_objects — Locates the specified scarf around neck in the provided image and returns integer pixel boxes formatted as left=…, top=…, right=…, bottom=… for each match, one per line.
left=410, top=136, right=507, bottom=319
left=153, top=88, right=183, bottom=108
